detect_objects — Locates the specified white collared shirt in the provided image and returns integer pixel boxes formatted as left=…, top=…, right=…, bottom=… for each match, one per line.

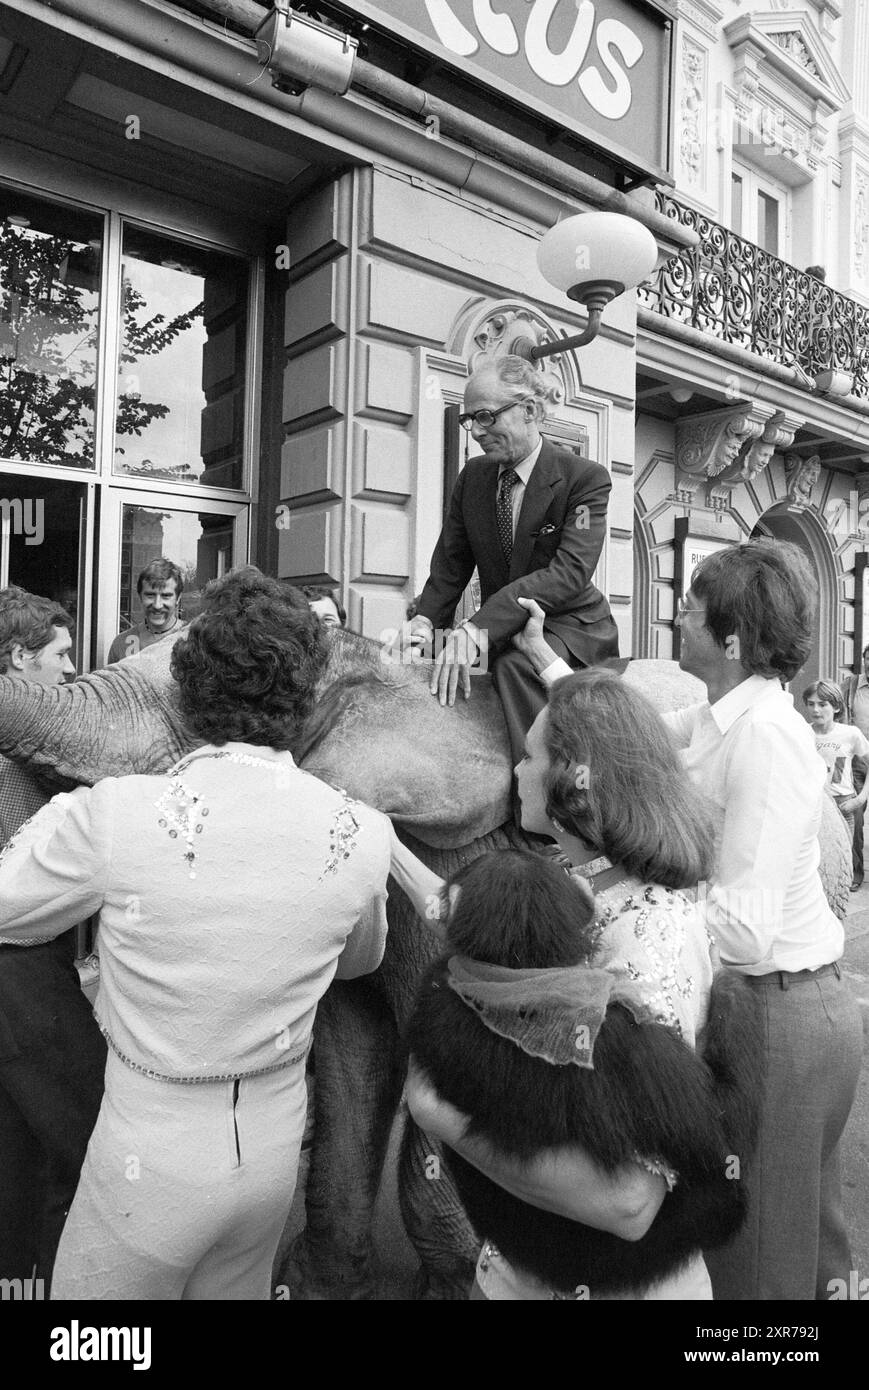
left=537, top=665, right=842, bottom=973
left=663, top=676, right=841, bottom=973
left=498, top=438, right=543, bottom=540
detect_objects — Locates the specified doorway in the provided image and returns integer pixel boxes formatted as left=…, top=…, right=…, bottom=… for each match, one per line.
left=751, top=504, right=835, bottom=711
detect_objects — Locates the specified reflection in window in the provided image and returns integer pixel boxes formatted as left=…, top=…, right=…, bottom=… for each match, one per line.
left=115, top=227, right=247, bottom=489
left=0, top=190, right=102, bottom=467
left=115, top=504, right=234, bottom=644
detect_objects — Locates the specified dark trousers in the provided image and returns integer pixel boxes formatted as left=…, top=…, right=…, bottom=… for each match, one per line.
left=853, top=766, right=865, bottom=883
left=0, top=930, right=106, bottom=1288
left=491, top=630, right=582, bottom=771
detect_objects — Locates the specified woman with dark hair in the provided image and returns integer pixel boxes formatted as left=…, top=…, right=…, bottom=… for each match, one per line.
left=0, top=567, right=392, bottom=1300
left=405, top=848, right=762, bottom=1301
left=392, top=661, right=720, bottom=1298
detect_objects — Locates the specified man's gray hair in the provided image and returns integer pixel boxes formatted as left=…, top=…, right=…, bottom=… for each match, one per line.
left=490, top=354, right=550, bottom=401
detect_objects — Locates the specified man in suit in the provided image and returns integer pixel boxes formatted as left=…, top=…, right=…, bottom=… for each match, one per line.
left=402, top=354, right=618, bottom=766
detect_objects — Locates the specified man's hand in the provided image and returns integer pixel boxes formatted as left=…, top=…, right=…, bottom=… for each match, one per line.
left=513, top=597, right=559, bottom=675
left=430, top=626, right=478, bottom=706
left=387, top=617, right=433, bottom=661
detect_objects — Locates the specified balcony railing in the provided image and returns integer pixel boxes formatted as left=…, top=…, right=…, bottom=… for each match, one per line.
left=638, top=192, right=869, bottom=400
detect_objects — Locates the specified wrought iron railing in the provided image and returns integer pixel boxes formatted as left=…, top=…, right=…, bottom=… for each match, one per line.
left=638, top=191, right=869, bottom=399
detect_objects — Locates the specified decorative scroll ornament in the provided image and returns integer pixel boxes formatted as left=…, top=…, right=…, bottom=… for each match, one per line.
left=784, top=452, right=822, bottom=508
left=469, top=307, right=567, bottom=407
left=675, top=405, right=776, bottom=489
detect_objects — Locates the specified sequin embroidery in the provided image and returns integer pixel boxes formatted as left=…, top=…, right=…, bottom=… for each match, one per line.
left=321, top=793, right=361, bottom=878
left=155, top=777, right=208, bottom=880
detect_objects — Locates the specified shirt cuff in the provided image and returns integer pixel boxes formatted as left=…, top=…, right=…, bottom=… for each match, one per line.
left=460, top=620, right=483, bottom=653
left=538, top=656, right=574, bottom=687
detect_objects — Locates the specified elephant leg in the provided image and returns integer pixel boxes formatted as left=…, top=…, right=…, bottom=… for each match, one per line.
left=281, top=976, right=404, bottom=1300
left=398, top=1120, right=480, bottom=1300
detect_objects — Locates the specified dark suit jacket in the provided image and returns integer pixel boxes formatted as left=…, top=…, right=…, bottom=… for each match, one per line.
left=417, top=439, right=618, bottom=664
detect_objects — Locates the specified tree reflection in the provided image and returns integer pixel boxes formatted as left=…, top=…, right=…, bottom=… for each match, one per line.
left=0, top=223, right=202, bottom=467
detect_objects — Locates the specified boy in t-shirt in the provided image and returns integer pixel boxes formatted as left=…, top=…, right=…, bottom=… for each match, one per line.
left=803, top=681, right=869, bottom=869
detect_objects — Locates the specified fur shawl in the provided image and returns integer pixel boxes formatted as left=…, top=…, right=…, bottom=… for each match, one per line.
left=406, top=964, right=765, bottom=1296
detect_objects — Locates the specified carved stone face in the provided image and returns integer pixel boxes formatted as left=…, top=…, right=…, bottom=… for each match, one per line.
left=742, top=440, right=774, bottom=479
left=716, top=422, right=745, bottom=470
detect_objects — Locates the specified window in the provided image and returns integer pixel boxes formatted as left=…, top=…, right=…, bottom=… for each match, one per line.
left=729, top=163, right=789, bottom=259
left=0, top=190, right=103, bottom=468
left=0, top=180, right=260, bottom=673
left=114, top=227, right=248, bottom=490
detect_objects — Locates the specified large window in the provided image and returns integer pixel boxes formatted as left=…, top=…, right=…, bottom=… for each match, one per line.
left=0, top=182, right=259, bottom=672
left=114, top=227, right=248, bottom=490
left=0, top=189, right=102, bottom=468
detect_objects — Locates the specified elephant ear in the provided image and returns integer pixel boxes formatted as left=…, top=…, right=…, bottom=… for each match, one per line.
left=0, top=632, right=195, bottom=788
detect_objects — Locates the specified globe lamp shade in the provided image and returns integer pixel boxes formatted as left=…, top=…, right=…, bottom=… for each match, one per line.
left=527, top=212, right=659, bottom=358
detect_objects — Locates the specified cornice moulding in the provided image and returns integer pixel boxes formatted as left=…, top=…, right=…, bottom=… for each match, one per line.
left=724, top=10, right=851, bottom=113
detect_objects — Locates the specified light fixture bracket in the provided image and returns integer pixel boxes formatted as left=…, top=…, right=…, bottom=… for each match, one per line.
left=528, top=281, right=625, bottom=360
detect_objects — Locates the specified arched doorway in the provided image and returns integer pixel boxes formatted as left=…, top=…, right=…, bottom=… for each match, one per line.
left=751, top=503, right=836, bottom=701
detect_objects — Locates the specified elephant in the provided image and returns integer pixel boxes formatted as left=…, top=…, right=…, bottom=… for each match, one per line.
left=0, top=627, right=852, bottom=1299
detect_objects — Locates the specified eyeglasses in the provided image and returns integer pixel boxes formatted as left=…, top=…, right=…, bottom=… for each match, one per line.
left=676, top=597, right=705, bottom=620
left=458, top=400, right=528, bottom=432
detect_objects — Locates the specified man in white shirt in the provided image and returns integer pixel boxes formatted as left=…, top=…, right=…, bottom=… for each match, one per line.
left=513, top=538, right=863, bottom=1300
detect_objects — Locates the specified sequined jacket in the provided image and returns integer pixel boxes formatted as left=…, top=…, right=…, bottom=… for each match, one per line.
left=0, top=743, right=391, bottom=1082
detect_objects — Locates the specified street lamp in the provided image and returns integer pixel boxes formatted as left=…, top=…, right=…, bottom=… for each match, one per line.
left=528, top=211, right=659, bottom=360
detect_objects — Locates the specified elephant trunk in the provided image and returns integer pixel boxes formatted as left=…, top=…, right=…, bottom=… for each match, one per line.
left=0, top=650, right=194, bottom=787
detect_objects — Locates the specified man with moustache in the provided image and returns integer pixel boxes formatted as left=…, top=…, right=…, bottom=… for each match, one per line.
left=106, top=557, right=184, bottom=664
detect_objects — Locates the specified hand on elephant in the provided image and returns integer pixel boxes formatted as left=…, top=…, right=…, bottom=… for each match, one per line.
left=430, top=627, right=478, bottom=707
left=513, top=598, right=559, bottom=676
left=386, top=617, right=433, bottom=661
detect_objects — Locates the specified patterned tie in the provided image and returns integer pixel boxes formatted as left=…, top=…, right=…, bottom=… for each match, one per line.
left=497, top=468, right=520, bottom=564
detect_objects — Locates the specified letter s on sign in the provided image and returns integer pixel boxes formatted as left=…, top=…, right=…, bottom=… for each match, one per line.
left=578, top=18, right=643, bottom=121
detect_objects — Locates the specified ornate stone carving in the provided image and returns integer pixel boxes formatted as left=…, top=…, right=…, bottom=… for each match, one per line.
left=469, top=308, right=566, bottom=407
left=785, top=452, right=822, bottom=508
left=680, top=36, right=706, bottom=187
left=769, top=30, right=821, bottom=76
left=732, top=410, right=803, bottom=484
left=675, top=406, right=775, bottom=491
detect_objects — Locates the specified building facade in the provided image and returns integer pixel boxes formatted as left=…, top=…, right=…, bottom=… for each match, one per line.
left=634, top=0, right=869, bottom=691
left=1, top=0, right=867, bottom=687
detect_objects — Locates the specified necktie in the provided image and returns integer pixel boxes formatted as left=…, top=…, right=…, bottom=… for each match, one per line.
left=497, top=468, right=520, bottom=564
